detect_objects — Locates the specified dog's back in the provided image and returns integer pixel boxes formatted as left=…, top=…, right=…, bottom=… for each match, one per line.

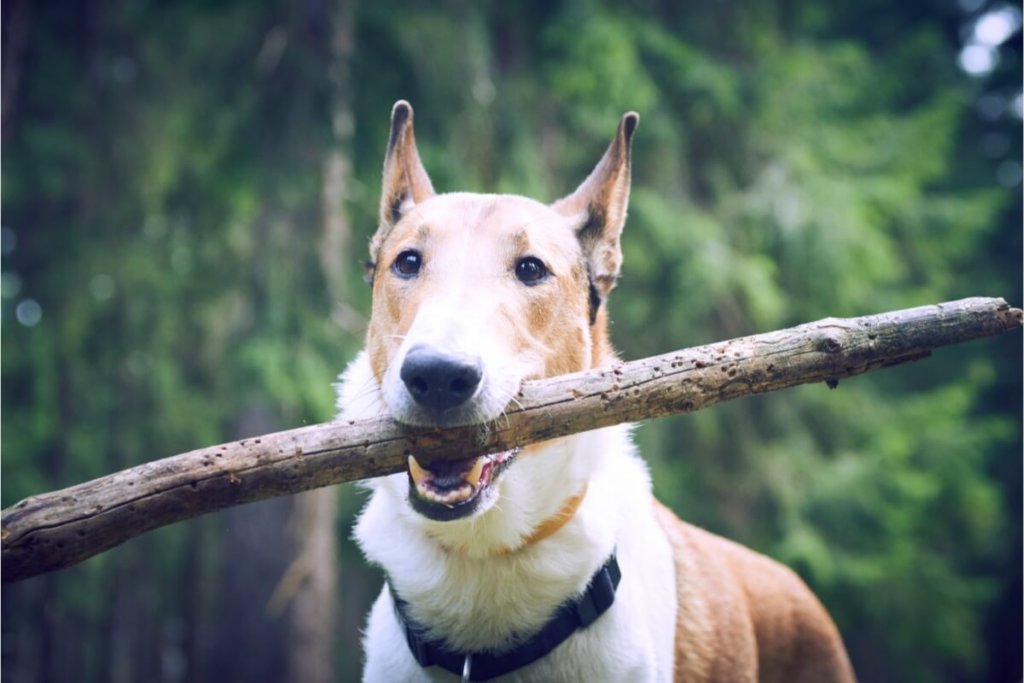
left=655, top=502, right=855, bottom=682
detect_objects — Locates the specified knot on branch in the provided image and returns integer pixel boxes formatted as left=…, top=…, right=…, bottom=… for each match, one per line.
left=817, top=334, right=843, bottom=354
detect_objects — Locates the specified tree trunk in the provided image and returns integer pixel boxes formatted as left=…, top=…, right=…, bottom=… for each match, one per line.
left=279, top=3, right=354, bottom=680
left=276, top=488, right=339, bottom=683
left=201, top=407, right=291, bottom=683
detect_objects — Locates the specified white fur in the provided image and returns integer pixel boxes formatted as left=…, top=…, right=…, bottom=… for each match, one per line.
left=339, top=352, right=678, bottom=681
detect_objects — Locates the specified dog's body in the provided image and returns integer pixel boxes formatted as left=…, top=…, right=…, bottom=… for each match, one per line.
left=339, top=101, right=855, bottom=682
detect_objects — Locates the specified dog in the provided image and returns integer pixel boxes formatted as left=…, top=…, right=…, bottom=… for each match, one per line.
left=337, top=101, right=857, bottom=682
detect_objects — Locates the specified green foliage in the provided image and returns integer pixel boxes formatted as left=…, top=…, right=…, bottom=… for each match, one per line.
left=2, top=0, right=1020, bottom=681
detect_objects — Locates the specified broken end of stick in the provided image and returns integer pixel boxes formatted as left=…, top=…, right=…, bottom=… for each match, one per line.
left=999, top=304, right=1023, bottom=330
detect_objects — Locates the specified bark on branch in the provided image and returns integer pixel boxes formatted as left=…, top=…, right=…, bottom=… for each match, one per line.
left=3, top=297, right=1020, bottom=583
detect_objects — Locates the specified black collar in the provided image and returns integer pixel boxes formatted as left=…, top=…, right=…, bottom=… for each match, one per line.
left=389, top=553, right=621, bottom=682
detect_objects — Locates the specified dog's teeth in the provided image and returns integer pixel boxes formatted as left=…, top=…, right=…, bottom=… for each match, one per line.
left=465, top=457, right=485, bottom=488
left=408, top=455, right=429, bottom=485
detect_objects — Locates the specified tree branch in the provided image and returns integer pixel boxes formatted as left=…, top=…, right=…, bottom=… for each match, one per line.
left=3, top=297, right=1020, bottom=583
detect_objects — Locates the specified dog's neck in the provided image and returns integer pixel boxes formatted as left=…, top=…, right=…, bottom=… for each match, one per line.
left=434, top=482, right=589, bottom=557
left=509, top=483, right=589, bottom=551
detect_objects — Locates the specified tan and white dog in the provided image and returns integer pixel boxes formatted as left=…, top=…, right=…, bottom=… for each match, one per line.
left=338, top=101, right=856, bottom=682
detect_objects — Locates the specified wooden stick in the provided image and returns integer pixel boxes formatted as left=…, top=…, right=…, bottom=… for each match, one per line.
left=3, top=297, right=1020, bottom=583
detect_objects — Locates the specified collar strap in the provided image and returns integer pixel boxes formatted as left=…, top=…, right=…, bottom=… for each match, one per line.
left=390, top=553, right=621, bottom=682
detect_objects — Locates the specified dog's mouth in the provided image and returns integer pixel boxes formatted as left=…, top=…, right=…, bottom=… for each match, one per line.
left=406, top=449, right=518, bottom=521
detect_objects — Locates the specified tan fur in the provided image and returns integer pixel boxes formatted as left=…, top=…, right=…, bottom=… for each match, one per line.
left=654, top=502, right=856, bottom=682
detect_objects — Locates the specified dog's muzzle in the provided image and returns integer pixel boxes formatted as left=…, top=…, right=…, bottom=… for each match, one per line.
left=397, top=345, right=516, bottom=521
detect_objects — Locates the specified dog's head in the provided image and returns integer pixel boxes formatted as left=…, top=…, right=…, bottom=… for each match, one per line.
left=363, top=101, right=637, bottom=527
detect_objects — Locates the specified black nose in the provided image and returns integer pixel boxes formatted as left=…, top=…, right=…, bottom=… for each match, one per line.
left=400, top=345, right=483, bottom=411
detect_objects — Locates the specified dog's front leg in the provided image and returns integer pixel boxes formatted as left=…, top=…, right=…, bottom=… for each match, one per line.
left=362, top=589, right=435, bottom=682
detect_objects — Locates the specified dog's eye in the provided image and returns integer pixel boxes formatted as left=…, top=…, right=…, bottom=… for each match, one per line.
left=392, top=250, right=422, bottom=278
left=515, top=257, right=549, bottom=285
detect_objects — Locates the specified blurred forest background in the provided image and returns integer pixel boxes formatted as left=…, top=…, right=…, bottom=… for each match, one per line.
left=1, top=0, right=1020, bottom=681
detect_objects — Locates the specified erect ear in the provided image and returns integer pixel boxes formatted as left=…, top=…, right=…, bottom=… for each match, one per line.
left=551, top=112, right=638, bottom=302
left=369, top=100, right=436, bottom=266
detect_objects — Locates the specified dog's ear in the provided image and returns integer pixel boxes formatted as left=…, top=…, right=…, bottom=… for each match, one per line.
left=370, top=100, right=436, bottom=266
left=552, top=112, right=638, bottom=300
